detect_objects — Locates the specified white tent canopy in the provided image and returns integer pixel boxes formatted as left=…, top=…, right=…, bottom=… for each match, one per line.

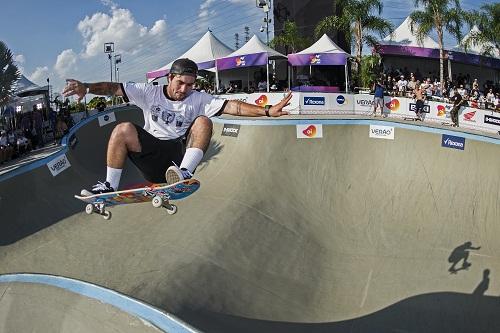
left=287, top=34, right=351, bottom=91
left=380, top=16, right=439, bottom=49
left=221, top=35, right=286, bottom=60
left=146, top=31, right=233, bottom=82
left=215, top=35, right=286, bottom=92
left=296, top=33, right=350, bottom=55
left=453, top=25, right=499, bottom=58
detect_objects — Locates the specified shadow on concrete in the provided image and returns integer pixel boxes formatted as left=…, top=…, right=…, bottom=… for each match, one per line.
left=179, top=291, right=500, bottom=333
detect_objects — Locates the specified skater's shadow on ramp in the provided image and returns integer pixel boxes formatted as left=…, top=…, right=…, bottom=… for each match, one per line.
left=197, top=139, right=223, bottom=171
left=448, top=241, right=481, bottom=274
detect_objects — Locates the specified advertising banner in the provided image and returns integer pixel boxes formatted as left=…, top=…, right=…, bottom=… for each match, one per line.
left=330, top=93, right=354, bottom=112
left=296, top=124, right=323, bottom=138
left=442, top=134, right=465, bottom=150
left=354, top=94, right=375, bottom=114
left=47, top=154, right=71, bottom=176
left=98, top=112, right=116, bottom=127
left=287, top=53, right=347, bottom=66
left=369, top=125, right=395, bottom=140
left=216, top=53, right=268, bottom=71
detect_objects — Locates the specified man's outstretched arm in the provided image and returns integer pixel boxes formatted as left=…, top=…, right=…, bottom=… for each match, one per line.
left=62, top=79, right=124, bottom=102
left=222, top=92, right=292, bottom=117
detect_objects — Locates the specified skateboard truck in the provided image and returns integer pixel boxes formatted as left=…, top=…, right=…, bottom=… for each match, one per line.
left=85, top=201, right=112, bottom=220
left=150, top=192, right=177, bottom=215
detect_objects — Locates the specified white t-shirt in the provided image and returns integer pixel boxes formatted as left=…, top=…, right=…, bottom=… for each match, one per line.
left=123, top=82, right=226, bottom=140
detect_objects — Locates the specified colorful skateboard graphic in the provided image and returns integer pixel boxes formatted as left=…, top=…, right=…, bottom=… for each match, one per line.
left=74, top=179, right=200, bottom=220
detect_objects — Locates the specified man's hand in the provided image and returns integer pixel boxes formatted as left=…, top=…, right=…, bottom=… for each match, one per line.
left=268, top=92, right=292, bottom=117
left=62, top=79, right=87, bottom=103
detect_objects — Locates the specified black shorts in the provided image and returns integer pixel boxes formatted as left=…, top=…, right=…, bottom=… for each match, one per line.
left=416, top=99, right=425, bottom=112
left=128, top=124, right=185, bottom=183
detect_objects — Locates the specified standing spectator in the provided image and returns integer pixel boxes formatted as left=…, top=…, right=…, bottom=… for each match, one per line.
left=397, top=75, right=407, bottom=96
left=372, top=80, right=385, bottom=117
left=407, top=75, right=417, bottom=95
left=0, top=130, right=14, bottom=163
left=486, top=89, right=495, bottom=109
left=450, top=90, right=465, bottom=127
left=96, top=97, right=107, bottom=112
left=257, top=79, right=267, bottom=92
left=32, top=105, right=44, bottom=148
left=48, top=107, right=58, bottom=143
left=457, top=85, right=467, bottom=97
left=413, top=84, right=426, bottom=121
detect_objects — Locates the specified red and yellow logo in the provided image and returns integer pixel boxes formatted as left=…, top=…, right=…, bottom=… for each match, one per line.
left=302, top=125, right=317, bottom=137
left=385, top=99, right=400, bottom=112
left=255, top=95, right=268, bottom=106
left=437, top=105, right=446, bottom=116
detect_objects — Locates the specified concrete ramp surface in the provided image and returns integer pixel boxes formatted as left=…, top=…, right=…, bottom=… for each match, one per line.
left=1, top=106, right=499, bottom=332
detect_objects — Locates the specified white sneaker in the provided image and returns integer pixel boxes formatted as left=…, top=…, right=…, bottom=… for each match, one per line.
left=80, top=181, right=115, bottom=196
left=165, top=165, right=193, bottom=185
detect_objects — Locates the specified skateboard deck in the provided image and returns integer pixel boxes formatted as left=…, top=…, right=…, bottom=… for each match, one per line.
left=74, top=179, right=200, bottom=219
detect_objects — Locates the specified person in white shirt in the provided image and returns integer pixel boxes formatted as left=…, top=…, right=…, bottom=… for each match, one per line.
left=63, top=58, right=292, bottom=195
left=396, top=75, right=407, bottom=96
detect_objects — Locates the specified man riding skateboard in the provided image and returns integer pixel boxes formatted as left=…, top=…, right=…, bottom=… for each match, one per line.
left=63, top=58, right=292, bottom=195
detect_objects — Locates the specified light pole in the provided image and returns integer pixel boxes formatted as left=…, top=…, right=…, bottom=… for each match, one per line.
left=104, top=42, right=114, bottom=82
left=114, top=54, right=121, bottom=83
left=104, top=42, right=115, bottom=105
left=256, top=0, right=271, bottom=46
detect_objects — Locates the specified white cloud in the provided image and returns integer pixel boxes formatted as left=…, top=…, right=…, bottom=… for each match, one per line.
left=14, top=54, right=25, bottom=74
left=54, top=49, right=78, bottom=78
left=29, top=66, right=50, bottom=85
left=77, top=7, right=168, bottom=58
left=14, top=54, right=25, bottom=64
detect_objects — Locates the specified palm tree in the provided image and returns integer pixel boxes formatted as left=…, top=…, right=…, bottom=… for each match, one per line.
left=0, top=41, right=20, bottom=107
left=271, top=20, right=310, bottom=54
left=462, top=3, right=500, bottom=57
left=409, top=0, right=463, bottom=89
left=314, top=0, right=393, bottom=79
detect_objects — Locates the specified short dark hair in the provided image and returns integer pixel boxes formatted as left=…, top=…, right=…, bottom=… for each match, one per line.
left=170, top=58, right=198, bottom=77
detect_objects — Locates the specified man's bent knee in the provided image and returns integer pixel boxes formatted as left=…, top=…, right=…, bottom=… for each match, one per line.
left=191, top=116, right=213, bottom=131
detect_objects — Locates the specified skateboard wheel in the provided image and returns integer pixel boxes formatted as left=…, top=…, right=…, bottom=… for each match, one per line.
left=152, top=195, right=163, bottom=208
left=166, top=204, right=177, bottom=215
left=85, top=204, right=94, bottom=215
left=103, top=211, right=112, bottom=220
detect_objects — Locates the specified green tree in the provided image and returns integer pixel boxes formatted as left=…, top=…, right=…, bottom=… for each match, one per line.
left=0, top=41, right=21, bottom=107
left=271, top=20, right=310, bottom=54
left=315, top=0, right=393, bottom=81
left=462, top=3, right=500, bottom=57
left=409, top=0, right=463, bottom=89
left=359, top=54, right=382, bottom=88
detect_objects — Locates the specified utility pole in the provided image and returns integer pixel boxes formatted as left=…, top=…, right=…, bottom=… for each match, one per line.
left=234, top=33, right=240, bottom=49
left=244, top=26, right=250, bottom=43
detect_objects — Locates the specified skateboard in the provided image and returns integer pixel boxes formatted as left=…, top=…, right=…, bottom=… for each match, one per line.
left=403, top=117, right=420, bottom=121
left=74, top=179, right=200, bottom=220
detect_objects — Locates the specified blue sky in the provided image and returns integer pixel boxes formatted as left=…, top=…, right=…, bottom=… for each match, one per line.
left=0, top=0, right=495, bottom=93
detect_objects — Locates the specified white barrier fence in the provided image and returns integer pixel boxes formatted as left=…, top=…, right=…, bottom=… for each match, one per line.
left=220, top=92, right=500, bottom=134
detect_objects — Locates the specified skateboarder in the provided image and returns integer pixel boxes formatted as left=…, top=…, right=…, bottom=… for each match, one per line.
left=449, top=90, right=465, bottom=127
left=371, top=80, right=385, bottom=117
left=63, top=58, right=292, bottom=195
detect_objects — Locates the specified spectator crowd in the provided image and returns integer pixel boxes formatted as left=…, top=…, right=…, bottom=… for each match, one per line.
left=378, top=67, right=500, bottom=111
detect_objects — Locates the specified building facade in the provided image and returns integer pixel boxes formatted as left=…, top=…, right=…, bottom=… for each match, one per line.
left=273, top=0, right=348, bottom=52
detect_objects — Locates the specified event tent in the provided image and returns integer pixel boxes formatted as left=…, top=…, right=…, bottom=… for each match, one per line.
left=377, top=17, right=500, bottom=82
left=146, top=31, right=233, bottom=82
left=377, top=16, right=440, bottom=58
left=287, top=33, right=351, bottom=92
left=215, top=35, right=286, bottom=92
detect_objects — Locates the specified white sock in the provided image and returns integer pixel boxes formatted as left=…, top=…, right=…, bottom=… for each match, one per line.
left=180, top=148, right=204, bottom=173
left=106, top=166, right=122, bottom=190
